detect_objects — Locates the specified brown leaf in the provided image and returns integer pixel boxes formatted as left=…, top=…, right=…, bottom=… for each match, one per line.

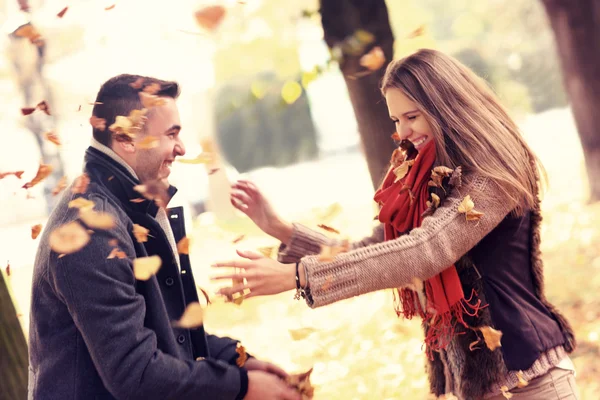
left=393, top=159, right=415, bottom=183
left=137, top=136, right=159, bottom=149
left=14, top=24, right=43, bottom=44
left=79, top=209, right=116, bottom=230
left=500, top=386, right=513, bottom=399
left=433, top=166, right=454, bottom=177
left=196, top=286, right=212, bottom=305
left=359, top=46, right=386, bottom=71
left=31, top=224, right=42, bottom=239
left=133, top=255, right=162, bottom=280
left=0, top=170, right=25, bottom=180
left=232, top=234, right=245, bottom=244
left=318, top=242, right=349, bottom=262
left=21, top=107, right=36, bottom=115
left=399, top=139, right=418, bottom=160
left=68, top=197, right=95, bottom=211
left=49, top=221, right=91, bottom=254
left=516, top=370, right=529, bottom=388
left=143, top=83, right=161, bottom=94
left=107, top=247, right=127, bottom=259
left=194, top=5, right=226, bottom=31
left=134, top=180, right=170, bottom=208
left=449, top=166, right=463, bottom=188
left=407, top=25, right=426, bottom=39
left=173, top=302, right=204, bottom=329
left=129, top=78, right=144, bottom=89
left=37, top=101, right=50, bottom=115
left=5, top=262, right=10, bottom=277
left=289, top=327, right=318, bottom=341
left=177, top=237, right=190, bottom=255
left=90, top=116, right=107, bottom=131
left=317, top=224, right=340, bottom=234
left=235, top=342, right=248, bottom=367
left=139, top=92, right=166, bottom=108
left=57, top=6, right=68, bottom=18
left=71, top=173, right=90, bottom=194
left=107, top=176, right=114, bottom=181
left=286, top=368, right=315, bottom=400
left=22, top=164, right=53, bottom=189
left=478, top=326, right=503, bottom=351
left=52, top=176, right=67, bottom=196
left=458, top=195, right=484, bottom=222
left=208, top=168, right=220, bottom=175
left=426, top=193, right=441, bottom=209
left=132, top=224, right=150, bottom=243
left=43, top=131, right=61, bottom=146
left=105, top=4, right=116, bottom=11
left=257, top=246, right=275, bottom=258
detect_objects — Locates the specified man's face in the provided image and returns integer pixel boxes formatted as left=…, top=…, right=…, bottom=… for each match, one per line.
left=133, top=98, right=185, bottom=184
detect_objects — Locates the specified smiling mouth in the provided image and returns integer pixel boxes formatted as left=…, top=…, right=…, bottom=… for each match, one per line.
left=411, top=137, right=428, bottom=147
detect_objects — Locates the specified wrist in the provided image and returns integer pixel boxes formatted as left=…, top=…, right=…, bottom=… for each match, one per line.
left=270, top=219, right=293, bottom=245
left=298, top=261, right=307, bottom=288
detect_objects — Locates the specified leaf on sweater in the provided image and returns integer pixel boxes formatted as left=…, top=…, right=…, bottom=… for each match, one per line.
left=108, top=239, right=118, bottom=247
left=139, top=92, right=166, bottom=108
left=71, top=173, right=90, bottom=194
left=516, top=370, right=529, bottom=388
left=177, top=237, right=190, bottom=255
left=44, top=131, right=61, bottom=146
left=107, top=247, right=127, bottom=259
left=130, top=198, right=145, bottom=203
left=393, top=160, right=415, bottom=183
left=195, top=5, right=227, bottom=31
left=236, top=342, right=248, bottom=367
left=478, top=326, right=502, bottom=351
left=137, top=135, right=159, bottom=150
left=31, top=224, right=42, bottom=239
left=132, top=224, right=150, bottom=243
left=51, top=176, right=67, bottom=196
left=359, top=46, right=385, bottom=71
left=500, top=386, right=513, bottom=399
left=426, top=193, right=441, bottom=209
left=449, top=166, right=462, bottom=188
left=433, top=166, right=453, bottom=177
left=317, top=224, right=340, bottom=234
left=0, top=170, right=24, bottom=180
left=468, top=339, right=481, bottom=351
left=286, top=368, right=315, bottom=400
left=289, top=327, right=318, bottom=341
left=129, top=78, right=144, bottom=89
left=458, top=195, right=484, bottom=222
left=57, top=6, right=68, bottom=18
left=133, top=255, right=162, bottom=280
left=49, top=221, right=91, bottom=254
left=173, top=302, right=204, bottom=329
left=90, top=116, right=107, bottom=131
left=68, top=198, right=95, bottom=211
left=22, top=164, right=53, bottom=189
left=80, top=209, right=116, bottom=230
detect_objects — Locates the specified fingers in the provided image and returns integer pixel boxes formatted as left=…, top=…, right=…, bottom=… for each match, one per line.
left=266, top=363, right=288, bottom=379
left=212, top=260, right=251, bottom=269
left=236, top=249, right=264, bottom=260
left=210, top=273, right=245, bottom=281
left=232, top=180, right=261, bottom=201
left=281, top=387, right=302, bottom=400
left=231, top=189, right=253, bottom=207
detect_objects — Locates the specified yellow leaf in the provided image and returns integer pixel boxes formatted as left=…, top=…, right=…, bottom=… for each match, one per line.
left=137, top=136, right=159, bottom=150
left=49, top=222, right=91, bottom=254
left=393, top=160, right=415, bottom=183
left=172, top=302, right=204, bottom=329
left=479, top=326, right=502, bottom=351
left=177, top=237, right=190, bottom=255
left=427, top=193, right=441, bottom=209
left=458, top=195, right=484, bottom=222
left=90, top=116, right=106, bottom=131
left=236, top=342, right=248, bottom=367
left=139, top=92, right=166, bottom=109
left=359, top=46, right=386, bottom=71
left=133, top=255, right=162, bottom=280
left=407, top=25, right=426, bottom=39
left=289, top=327, right=318, bottom=341
left=68, top=198, right=95, bottom=211
left=433, top=166, right=453, bottom=177
left=132, top=224, right=149, bottom=243
left=79, top=209, right=116, bottom=230
left=31, top=224, right=42, bottom=239
left=43, top=131, right=61, bottom=146
left=281, top=81, right=303, bottom=105
left=516, top=370, right=529, bottom=388
left=176, top=152, right=213, bottom=165
left=500, top=386, right=513, bottom=399
left=286, top=368, right=315, bottom=399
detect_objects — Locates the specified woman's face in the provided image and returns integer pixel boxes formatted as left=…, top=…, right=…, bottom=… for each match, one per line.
left=385, top=88, right=434, bottom=151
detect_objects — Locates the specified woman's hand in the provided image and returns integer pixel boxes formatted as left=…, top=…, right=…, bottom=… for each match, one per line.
left=212, top=250, right=296, bottom=299
left=230, top=180, right=293, bottom=244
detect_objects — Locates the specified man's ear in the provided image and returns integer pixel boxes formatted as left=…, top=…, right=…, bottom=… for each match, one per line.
left=115, top=139, right=136, bottom=154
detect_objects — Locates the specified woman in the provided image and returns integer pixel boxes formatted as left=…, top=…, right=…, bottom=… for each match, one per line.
left=213, top=49, right=578, bottom=399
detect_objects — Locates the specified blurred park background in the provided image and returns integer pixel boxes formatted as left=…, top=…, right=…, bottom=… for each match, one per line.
left=1, top=0, right=599, bottom=398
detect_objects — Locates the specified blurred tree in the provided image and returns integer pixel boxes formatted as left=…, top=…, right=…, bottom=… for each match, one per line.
left=320, top=0, right=397, bottom=189
left=541, top=0, right=600, bottom=202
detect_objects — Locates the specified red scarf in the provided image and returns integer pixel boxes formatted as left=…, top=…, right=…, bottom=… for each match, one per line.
left=374, top=141, right=482, bottom=354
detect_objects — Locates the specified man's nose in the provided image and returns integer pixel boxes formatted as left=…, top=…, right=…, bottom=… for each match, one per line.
left=175, top=139, right=186, bottom=156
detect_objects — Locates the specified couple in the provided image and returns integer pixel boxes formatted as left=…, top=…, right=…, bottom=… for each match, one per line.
left=30, top=49, right=578, bottom=399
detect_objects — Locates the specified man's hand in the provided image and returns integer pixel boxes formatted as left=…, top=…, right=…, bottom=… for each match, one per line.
left=244, top=358, right=288, bottom=379
left=245, top=370, right=301, bottom=400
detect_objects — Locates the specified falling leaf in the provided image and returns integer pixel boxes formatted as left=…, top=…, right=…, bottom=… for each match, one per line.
left=289, top=327, right=318, bottom=341
left=105, top=4, right=116, bottom=11
left=208, top=168, right=219, bottom=175
left=132, top=224, right=149, bottom=243
left=89, top=102, right=103, bottom=105
left=134, top=180, right=169, bottom=208
left=177, top=237, right=190, bottom=255
left=426, top=193, right=441, bottom=209
left=516, top=371, right=529, bottom=388
left=469, top=339, right=481, bottom=351
left=68, top=197, right=95, bottom=211
left=359, top=46, right=386, bottom=71
left=0, top=171, right=25, bottom=180
left=194, top=5, right=226, bottom=31
left=318, top=243, right=349, bottom=262
left=14, top=24, right=43, bottom=45
left=139, top=92, right=166, bottom=108
left=137, top=136, right=159, bottom=149
left=458, top=195, right=484, bottom=222
left=407, top=25, right=426, bottom=39
left=129, top=78, right=144, bottom=89
left=107, top=176, right=114, bottom=181
left=500, top=386, right=513, bottom=399
left=31, top=224, right=42, bottom=239
left=49, top=221, right=91, bottom=254
left=257, top=246, right=275, bottom=258
left=176, top=152, right=213, bottom=164
left=71, top=173, right=90, bottom=194
left=108, top=239, right=118, bottom=247
left=317, top=224, right=340, bottom=234
left=391, top=132, right=401, bottom=141
left=478, top=326, right=503, bottom=351
left=143, top=83, right=161, bottom=94
left=109, top=116, right=134, bottom=137
left=133, top=255, right=162, bottom=280
left=21, top=107, right=36, bottom=115
left=281, top=81, right=303, bottom=105
left=321, top=275, right=334, bottom=291
left=196, top=286, right=212, bottom=305
left=43, top=131, right=61, bottom=146
left=173, top=302, right=204, bottom=328
left=232, top=234, right=245, bottom=244
left=393, top=160, right=415, bottom=183
left=79, top=209, right=116, bottom=230
left=77, top=105, right=82, bottom=112
left=286, top=368, right=315, bottom=400
left=107, top=248, right=127, bottom=259
left=5, top=262, right=10, bottom=277
left=37, top=101, right=50, bottom=115
left=22, top=164, right=53, bottom=189
left=235, top=342, right=248, bottom=367
left=57, top=6, right=68, bottom=18
left=52, top=176, right=67, bottom=196
left=130, top=198, right=145, bottom=203
left=90, top=116, right=107, bottom=131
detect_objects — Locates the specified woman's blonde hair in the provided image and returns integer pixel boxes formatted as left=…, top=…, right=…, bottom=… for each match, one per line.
left=381, top=49, right=545, bottom=214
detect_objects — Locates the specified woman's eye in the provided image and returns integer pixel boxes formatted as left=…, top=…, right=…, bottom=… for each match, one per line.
left=407, top=115, right=417, bottom=121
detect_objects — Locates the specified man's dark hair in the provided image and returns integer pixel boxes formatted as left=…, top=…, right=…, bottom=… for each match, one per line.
left=92, top=74, right=180, bottom=147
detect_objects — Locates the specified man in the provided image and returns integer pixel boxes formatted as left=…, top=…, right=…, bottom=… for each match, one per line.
left=28, top=74, right=300, bottom=400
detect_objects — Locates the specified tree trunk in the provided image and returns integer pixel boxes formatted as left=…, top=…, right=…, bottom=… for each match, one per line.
left=541, top=0, right=600, bottom=202
left=0, top=270, right=28, bottom=400
left=320, top=0, right=397, bottom=189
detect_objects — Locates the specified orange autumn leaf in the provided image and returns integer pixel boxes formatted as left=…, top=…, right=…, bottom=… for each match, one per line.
left=44, top=131, right=61, bottom=146
left=71, top=173, right=90, bottom=194
left=176, top=152, right=213, bottom=165
left=14, top=24, right=43, bottom=45
left=31, top=224, right=42, bottom=239
left=359, top=46, right=386, bottom=71
left=5, top=262, right=10, bottom=277
left=516, top=370, right=529, bottom=388
left=139, top=92, right=166, bottom=108
left=37, top=101, right=50, bottom=115
left=137, top=136, right=159, bottom=149
left=172, top=302, right=204, bottom=329
left=232, top=234, right=245, bottom=244
left=132, top=224, right=149, bottom=243
left=22, top=164, right=53, bottom=189
left=130, top=198, right=145, bottom=203
left=133, top=255, right=162, bottom=280
left=79, top=209, right=116, bottom=230
left=49, top=221, right=91, bottom=254
left=317, top=224, right=340, bottom=234
left=479, top=326, right=503, bottom=351
left=286, top=368, right=315, bottom=400
left=57, top=6, right=68, bottom=18
left=134, top=180, right=170, bottom=208
left=142, top=83, right=161, bottom=94
left=105, top=4, right=116, bottom=11
left=90, top=116, right=107, bottom=131
left=235, top=342, right=248, bottom=367
left=458, top=195, right=485, bottom=222
left=393, top=159, right=415, bottom=183
left=318, top=241, right=349, bottom=262
left=177, top=237, right=190, bottom=255
left=0, top=170, right=25, bottom=180
left=194, top=5, right=226, bottom=32
left=129, top=78, right=144, bottom=89
left=107, top=247, right=127, bottom=259
left=52, top=176, right=67, bottom=196
left=407, top=25, right=426, bottom=39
